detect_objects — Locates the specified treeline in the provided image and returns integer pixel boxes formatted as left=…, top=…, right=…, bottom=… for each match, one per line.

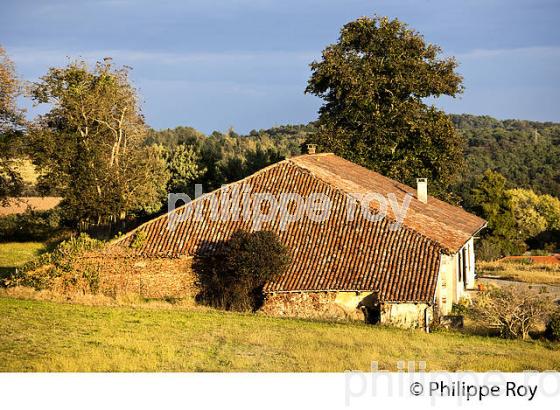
left=147, top=114, right=560, bottom=204
left=146, top=124, right=314, bottom=194
left=450, top=114, right=560, bottom=204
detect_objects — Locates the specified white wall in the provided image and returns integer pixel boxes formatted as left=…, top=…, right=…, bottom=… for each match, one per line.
left=435, top=237, right=477, bottom=316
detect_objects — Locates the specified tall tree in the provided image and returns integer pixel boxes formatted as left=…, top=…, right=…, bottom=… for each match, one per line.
left=471, top=170, right=524, bottom=258
left=0, top=46, right=25, bottom=203
left=167, top=144, right=205, bottom=194
left=30, top=59, right=169, bottom=226
left=305, top=16, right=464, bottom=197
left=507, top=188, right=548, bottom=241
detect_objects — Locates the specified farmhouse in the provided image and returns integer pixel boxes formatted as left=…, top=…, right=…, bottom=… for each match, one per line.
left=113, top=153, right=486, bottom=328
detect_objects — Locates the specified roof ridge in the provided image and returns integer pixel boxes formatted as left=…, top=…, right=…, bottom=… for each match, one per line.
left=111, top=157, right=295, bottom=245
left=285, top=159, right=447, bottom=253
left=113, top=153, right=484, bottom=254
left=289, top=154, right=486, bottom=252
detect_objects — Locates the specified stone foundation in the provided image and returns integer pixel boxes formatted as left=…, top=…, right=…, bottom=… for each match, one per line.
left=262, top=291, right=431, bottom=328
left=380, top=303, right=431, bottom=328
left=261, top=291, right=379, bottom=321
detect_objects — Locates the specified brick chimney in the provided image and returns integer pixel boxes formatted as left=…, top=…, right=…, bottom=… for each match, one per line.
left=306, top=144, right=317, bottom=155
left=416, top=178, right=428, bottom=204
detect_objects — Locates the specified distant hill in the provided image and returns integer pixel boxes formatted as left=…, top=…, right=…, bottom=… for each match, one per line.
left=146, top=114, right=560, bottom=204
left=450, top=114, right=560, bottom=208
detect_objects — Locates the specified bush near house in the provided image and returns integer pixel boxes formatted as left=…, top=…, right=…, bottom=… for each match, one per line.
left=468, top=286, right=555, bottom=340
left=546, top=311, right=560, bottom=341
left=195, top=230, right=291, bottom=312
left=6, top=233, right=102, bottom=292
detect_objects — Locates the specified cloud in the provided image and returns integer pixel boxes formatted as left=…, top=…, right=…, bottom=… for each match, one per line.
left=7, top=46, right=316, bottom=66
left=455, top=46, right=560, bottom=60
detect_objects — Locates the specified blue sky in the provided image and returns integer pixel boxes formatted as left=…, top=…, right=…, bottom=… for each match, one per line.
left=1, top=0, right=559, bottom=134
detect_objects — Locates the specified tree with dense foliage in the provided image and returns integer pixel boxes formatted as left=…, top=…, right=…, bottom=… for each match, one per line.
left=451, top=114, right=560, bottom=205
left=0, top=46, right=26, bottom=203
left=471, top=170, right=523, bottom=259
left=507, top=189, right=553, bottom=240
left=537, top=194, right=560, bottom=231
left=507, top=188, right=560, bottom=251
left=195, top=230, right=292, bottom=311
left=166, top=144, right=205, bottom=194
left=29, top=60, right=169, bottom=226
left=305, top=16, right=464, bottom=198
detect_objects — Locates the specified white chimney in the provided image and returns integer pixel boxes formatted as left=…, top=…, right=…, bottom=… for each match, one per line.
left=416, top=178, right=428, bottom=204
left=306, top=144, right=317, bottom=155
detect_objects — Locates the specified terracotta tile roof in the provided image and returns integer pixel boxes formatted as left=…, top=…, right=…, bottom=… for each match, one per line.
left=290, top=154, right=486, bottom=253
left=113, top=154, right=479, bottom=302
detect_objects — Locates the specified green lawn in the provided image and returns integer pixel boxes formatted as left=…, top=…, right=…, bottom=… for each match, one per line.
left=0, top=297, right=559, bottom=372
left=0, top=242, right=45, bottom=280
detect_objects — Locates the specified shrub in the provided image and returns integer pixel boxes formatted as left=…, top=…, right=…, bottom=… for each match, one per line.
left=545, top=311, right=560, bottom=341
left=130, top=230, right=147, bottom=249
left=195, top=230, right=291, bottom=312
left=475, top=238, right=504, bottom=262
left=6, top=233, right=103, bottom=292
left=0, top=208, right=63, bottom=242
left=476, top=235, right=527, bottom=262
left=468, top=286, right=555, bottom=339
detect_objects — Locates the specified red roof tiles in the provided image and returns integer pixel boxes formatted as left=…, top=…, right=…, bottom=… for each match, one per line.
left=291, top=154, right=486, bottom=253
left=114, top=154, right=485, bottom=303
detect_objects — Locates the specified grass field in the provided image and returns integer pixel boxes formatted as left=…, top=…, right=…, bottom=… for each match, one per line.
left=0, top=297, right=559, bottom=372
left=478, top=260, right=560, bottom=285
left=0, top=242, right=45, bottom=280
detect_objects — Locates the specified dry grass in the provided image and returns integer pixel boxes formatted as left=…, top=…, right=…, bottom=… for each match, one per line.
left=0, top=286, right=197, bottom=308
left=0, top=197, right=62, bottom=216
left=478, top=259, right=560, bottom=285
left=0, top=296, right=558, bottom=372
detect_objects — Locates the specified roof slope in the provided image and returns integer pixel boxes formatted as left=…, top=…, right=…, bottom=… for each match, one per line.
left=291, top=154, right=486, bottom=253
left=114, top=156, right=457, bottom=302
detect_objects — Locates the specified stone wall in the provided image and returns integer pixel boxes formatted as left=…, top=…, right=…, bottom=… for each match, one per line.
left=261, top=292, right=361, bottom=321
left=381, top=303, right=431, bottom=328
left=262, top=291, right=379, bottom=321
left=81, top=253, right=197, bottom=299
left=262, top=291, right=431, bottom=328
left=35, top=247, right=199, bottom=300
